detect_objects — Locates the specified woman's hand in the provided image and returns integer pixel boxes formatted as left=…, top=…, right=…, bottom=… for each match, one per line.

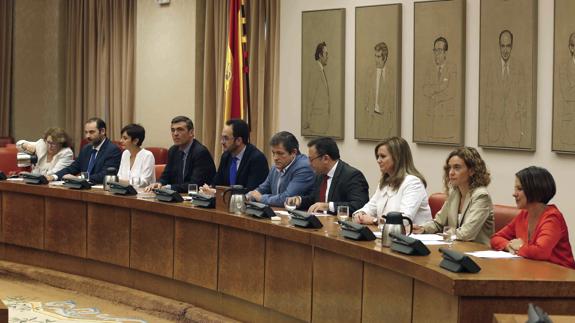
left=412, top=224, right=425, bottom=234
left=353, top=212, right=376, bottom=225
left=506, top=238, right=524, bottom=254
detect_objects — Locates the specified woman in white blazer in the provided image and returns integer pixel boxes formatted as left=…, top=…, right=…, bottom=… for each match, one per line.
left=353, top=136, right=432, bottom=225
left=16, top=128, right=74, bottom=176
left=117, top=124, right=155, bottom=187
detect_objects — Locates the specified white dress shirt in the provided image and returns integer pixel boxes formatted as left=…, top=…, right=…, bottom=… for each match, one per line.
left=354, top=174, right=432, bottom=225
left=117, top=148, right=156, bottom=186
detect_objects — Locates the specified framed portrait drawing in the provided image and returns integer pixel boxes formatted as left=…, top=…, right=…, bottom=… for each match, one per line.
left=301, top=9, right=345, bottom=139
left=355, top=4, right=402, bottom=141
left=413, top=0, right=465, bottom=146
left=553, top=0, right=575, bottom=153
left=478, top=0, right=537, bottom=151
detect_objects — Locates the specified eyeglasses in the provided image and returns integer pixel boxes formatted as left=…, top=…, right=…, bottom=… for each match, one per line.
left=220, top=135, right=235, bottom=142
left=46, top=141, right=60, bottom=147
left=308, top=154, right=324, bottom=163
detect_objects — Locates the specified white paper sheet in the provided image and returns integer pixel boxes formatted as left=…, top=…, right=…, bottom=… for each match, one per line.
left=7, top=177, right=24, bottom=182
left=48, top=180, right=65, bottom=186
left=411, top=234, right=444, bottom=241
left=465, top=250, right=521, bottom=259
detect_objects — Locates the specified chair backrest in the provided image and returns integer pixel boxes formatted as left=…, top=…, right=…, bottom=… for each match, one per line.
left=0, top=136, right=14, bottom=148
left=494, top=204, right=520, bottom=232
left=155, top=164, right=166, bottom=179
left=428, top=192, right=448, bottom=219
left=0, top=148, right=19, bottom=173
left=147, top=147, right=169, bottom=165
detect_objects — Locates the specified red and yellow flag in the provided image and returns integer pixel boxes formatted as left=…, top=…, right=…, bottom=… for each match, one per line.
left=224, top=0, right=250, bottom=123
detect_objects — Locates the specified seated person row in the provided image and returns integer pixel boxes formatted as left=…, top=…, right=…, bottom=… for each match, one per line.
left=288, top=137, right=369, bottom=214
left=413, top=147, right=494, bottom=246
left=47, top=117, right=122, bottom=184
left=202, top=119, right=269, bottom=193
left=353, top=136, right=432, bottom=225
left=491, top=166, right=575, bottom=269
left=146, top=116, right=216, bottom=192
left=247, top=131, right=315, bottom=207
left=16, top=127, right=74, bottom=176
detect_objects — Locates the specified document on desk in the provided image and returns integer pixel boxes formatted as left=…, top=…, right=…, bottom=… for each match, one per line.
left=6, top=177, right=24, bottom=182
left=411, top=234, right=444, bottom=241
left=48, top=180, right=65, bottom=186
left=465, top=250, right=521, bottom=259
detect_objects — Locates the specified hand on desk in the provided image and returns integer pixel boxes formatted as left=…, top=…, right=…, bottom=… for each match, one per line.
left=308, top=202, right=328, bottom=213
left=507, top=238, right=524, bottom=254
left=247, top=190, right=262, bottom=202
left=144, top=182, right=163, bottom=192
left=199, top=184, right=216, bottom=196
left=412, top=224, right=425, bottom=234
left=353, top=211, right=376, bottom=225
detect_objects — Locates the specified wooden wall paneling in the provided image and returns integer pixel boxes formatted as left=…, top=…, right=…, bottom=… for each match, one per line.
left=2, top=192, right=44, bottom=249
left=0, top=191, right=3, bottom=243
left=264, top=236, right=312, bottom=322
left=86, top=203, right=131, bottom=267
left=362, top=262, right=413, bottom=323
left=44, top=197, right=86, bottom=257
left=130, top=210, right=174, bottom=278
left=174, top=217, right=218, bottom=290
left=412, top=280, right=458, bottom=323
left=218, top=226, right=265, bottom=304
left=312, top=248, right=363, bottom=323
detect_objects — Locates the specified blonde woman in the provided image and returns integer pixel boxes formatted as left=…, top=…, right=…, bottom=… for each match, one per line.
left=353, top=136, right=432, bottom=225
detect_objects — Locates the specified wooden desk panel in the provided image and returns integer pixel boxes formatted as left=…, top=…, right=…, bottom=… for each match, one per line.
left=2, top=191, right=44, bottom=249
left=312, top=248, right=363, bottom=323
left=0, top=191, right=3, bottom=243
left=413, top=280, right=458, bottom=323
left=363, top=262, right=413, bottom=323
left=45, top=197, right=86, bottom=257
left=174, top=217, right=218, bottom=290
left=0, top=299, right=7, bottom=323
left=264, top=236, right=312, bottom=322
left=87, top=203, right=130, bottom=267
left=130, top=210, right=174, bottom=278
left=218, top=226, right=265, bottom=304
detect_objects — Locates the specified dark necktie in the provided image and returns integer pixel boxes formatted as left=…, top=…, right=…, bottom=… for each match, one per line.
left=87, top=149, right=97, bottom=175
left=179, top=151, right=186, bottom=183
left=319, top=175, right=329, bottom=202
left=229, top=157, right=238, bottom=185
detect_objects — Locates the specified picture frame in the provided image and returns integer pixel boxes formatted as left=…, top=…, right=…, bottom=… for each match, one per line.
left=301, top=9, right=345, bottom=139
left=413, top=0, right=466, bottom=146
left=478, top=0, right=538, bottom=151
left=354, top=4, right=402, bottom=141
left=552, top=0, right=575, bottom=153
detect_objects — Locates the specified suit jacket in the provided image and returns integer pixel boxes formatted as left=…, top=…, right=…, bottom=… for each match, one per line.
left=299, top=160, right=369, bottom=214
left=55, top=138, right=122, bottom=184
left=211, top=143, right=269, bottom=191
left=160, top=140, right=216, bottom=193
left=422, top=186, right=494, bottom=246
left=256, top=154, right=315, bottom=207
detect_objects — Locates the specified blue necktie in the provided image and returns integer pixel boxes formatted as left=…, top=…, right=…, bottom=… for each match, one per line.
left=229, top=157, right=238, bottom=185
left=87, top=149, right=97, bottom=176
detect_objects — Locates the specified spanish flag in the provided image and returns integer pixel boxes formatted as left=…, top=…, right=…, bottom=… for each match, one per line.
left=224, top=0, right=250, bottom=123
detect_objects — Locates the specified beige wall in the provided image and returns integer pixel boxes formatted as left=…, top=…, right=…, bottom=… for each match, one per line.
left=12, top=0, right=65, bottom=140
left=135, top=0, right=196, bottom=148
left=279, top=0, right=575, bottom=246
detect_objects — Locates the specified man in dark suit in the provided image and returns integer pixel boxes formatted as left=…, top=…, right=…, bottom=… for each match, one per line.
left=292, top=137, right=369, bottom=214
left=145, top=116, right=215, bottom=193
left=48, top=117, right=122, bottom=184
left=203, top=119, right=268, bottom=192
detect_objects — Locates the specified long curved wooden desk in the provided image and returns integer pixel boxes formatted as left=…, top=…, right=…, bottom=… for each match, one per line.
left=1, top=181, right=575, bottom=323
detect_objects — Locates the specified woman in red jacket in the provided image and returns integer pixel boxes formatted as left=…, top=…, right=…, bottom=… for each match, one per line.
left=491, top=166, right=575, bottom=269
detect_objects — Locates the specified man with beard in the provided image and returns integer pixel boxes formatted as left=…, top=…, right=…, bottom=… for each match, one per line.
left=202, top=119, right=268, bottom=192
left=49, top=117, right=121, bottom=184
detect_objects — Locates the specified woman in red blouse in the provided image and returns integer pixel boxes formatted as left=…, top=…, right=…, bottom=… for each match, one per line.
left=491, top=166, right=575, bottom=269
